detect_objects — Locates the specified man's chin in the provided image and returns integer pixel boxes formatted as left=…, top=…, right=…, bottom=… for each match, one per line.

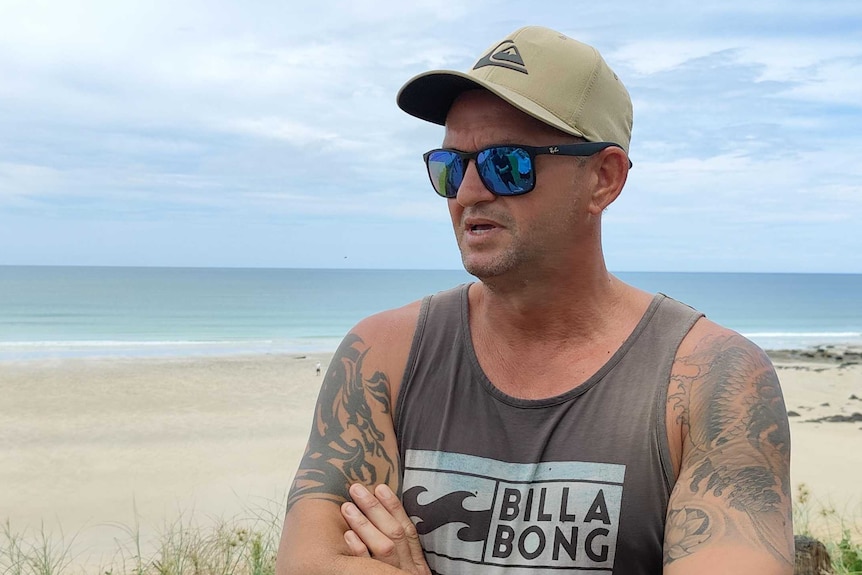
left=461, top=254, right=515, bottom=280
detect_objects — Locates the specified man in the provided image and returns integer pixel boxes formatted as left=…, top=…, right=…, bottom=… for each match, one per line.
left=276, top=26, right=793, bottom=575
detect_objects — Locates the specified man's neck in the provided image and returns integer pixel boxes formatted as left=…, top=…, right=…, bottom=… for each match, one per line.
left=466, top=264, right=653, bottom=399
left=472, top=261, right=629, bottom=343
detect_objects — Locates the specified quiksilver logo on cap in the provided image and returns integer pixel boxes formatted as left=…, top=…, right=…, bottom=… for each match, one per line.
left=473, top=40, right=528, bottom=74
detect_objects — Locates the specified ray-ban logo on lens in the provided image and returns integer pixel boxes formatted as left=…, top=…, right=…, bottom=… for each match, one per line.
left=474, top=40, right=528, bottom=74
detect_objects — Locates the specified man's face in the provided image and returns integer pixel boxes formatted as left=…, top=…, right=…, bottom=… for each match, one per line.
left=442, top=90, right=594, bottom=281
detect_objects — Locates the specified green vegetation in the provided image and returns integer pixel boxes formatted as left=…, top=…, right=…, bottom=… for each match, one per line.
left=838, top=535, right=862, bottom=575
left=1, top=505, right=282, bottom=575
left=794, top=483, right=862, bottom=574
left=1, top=521, right=76, bottom=575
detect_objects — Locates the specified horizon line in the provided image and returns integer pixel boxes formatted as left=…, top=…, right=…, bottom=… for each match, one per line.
left=1, top=264, right=860, bottom=276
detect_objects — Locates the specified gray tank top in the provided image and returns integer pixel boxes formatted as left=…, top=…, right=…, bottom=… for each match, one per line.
left=395, top=284, right=703, bottom=575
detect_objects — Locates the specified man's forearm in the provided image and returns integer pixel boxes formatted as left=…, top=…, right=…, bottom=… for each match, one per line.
left=277, top=499, right=415, bottom=575
left=278, top=552, right=415, bottom=575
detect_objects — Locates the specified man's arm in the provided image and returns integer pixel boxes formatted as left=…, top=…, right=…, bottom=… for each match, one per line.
left=664, top=325, right=794, bottom=574
left=276, top=306, right=420, bottom=575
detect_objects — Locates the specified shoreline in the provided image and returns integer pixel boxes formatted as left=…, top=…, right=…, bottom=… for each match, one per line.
left=2, top=346, right=860, bottom=565
left=2, top=339, right=860, bottom=362
left=0, top=342, right=344, bottom=363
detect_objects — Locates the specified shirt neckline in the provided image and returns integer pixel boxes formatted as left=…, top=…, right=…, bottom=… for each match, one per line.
left=459, top=284, right=666, bottom=408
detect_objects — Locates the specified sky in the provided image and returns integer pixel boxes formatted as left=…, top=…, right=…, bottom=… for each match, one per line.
left=0, top=1, right=860, bottom=272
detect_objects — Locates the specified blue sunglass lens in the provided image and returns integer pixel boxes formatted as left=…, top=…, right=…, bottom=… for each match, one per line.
left=427, top=150, right=464, bottom=198
left=477, top=147, right=534, bottom=195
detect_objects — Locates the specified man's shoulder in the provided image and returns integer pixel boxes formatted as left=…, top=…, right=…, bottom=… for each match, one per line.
left=676, top=316, right=772, bottom=369
left=351, top=283, right=467, bottom=347
left=352, top=298, right=425, bottom=346
left=670, top=315, right=784, bottom=433
left=341, top=297, right=427, bottom=399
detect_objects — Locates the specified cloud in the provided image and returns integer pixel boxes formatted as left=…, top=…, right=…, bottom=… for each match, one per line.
left=223, top=117, right=360, bottom=149
left=0, top=0, right=859, bottom=270
left=612, top=40, right=734, bottom=76
left=0, top=162, right=63, bottom=200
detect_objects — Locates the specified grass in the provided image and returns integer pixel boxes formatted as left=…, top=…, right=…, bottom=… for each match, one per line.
left=1, top=503, right=282, bottom=575
left=1, top=521, right=76, bottom=575
left=794, top=483, right=862, bottom=574
left=3, top=486, right=861, bottom=574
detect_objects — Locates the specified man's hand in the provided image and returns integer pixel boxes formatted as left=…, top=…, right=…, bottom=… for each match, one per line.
left=341, top=483, right=431, bottom=575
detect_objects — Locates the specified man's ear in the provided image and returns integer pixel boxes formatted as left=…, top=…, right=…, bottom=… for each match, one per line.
left=588, top=147, right=629, bottom=214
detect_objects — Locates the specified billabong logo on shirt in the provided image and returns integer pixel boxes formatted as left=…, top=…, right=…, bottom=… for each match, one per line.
left=402, top=450, right=625, bottom=574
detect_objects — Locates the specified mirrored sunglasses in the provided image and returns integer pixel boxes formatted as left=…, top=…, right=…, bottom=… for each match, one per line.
left=423, top=142, right=626, bottom=198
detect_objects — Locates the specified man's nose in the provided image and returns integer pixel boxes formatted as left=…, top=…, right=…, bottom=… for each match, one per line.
left=455, top=160, right=496, bottom=207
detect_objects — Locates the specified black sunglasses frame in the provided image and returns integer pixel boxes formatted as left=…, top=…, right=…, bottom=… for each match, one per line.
left=423, top=142, right=628, bottom=198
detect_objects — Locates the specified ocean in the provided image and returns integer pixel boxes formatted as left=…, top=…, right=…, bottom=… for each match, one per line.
left=0, top=266, right=860, bottom=360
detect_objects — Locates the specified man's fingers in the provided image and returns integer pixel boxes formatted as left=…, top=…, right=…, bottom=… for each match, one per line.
left=343, top=530, right=370, bottom=558
left=347, top=484, right=416, bottom=570
left=341, top=501, right=400, bottom=566
left=374, top=484, right=431, bottom=575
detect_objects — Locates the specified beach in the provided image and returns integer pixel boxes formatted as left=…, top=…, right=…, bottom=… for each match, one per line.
left=770, top=346, right=862, bottom=516
left=0, top=353, right=329, bottom=565
left=2, top=348, right=861, bottom=566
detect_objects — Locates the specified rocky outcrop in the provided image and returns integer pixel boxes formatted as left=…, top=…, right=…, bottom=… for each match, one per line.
left=804, top=412, right=862, bottom=423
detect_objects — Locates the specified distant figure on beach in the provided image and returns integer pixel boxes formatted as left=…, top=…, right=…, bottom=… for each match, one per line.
left=315, top=362, right=321, bottom=376
left=277, top=26, right=793, bottom=575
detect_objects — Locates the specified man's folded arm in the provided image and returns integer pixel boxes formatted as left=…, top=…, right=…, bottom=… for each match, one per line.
left=276, top=307, right=418, bottom=575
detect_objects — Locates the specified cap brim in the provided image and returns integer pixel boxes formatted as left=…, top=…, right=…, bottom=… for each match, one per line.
left=396, top=70, right=587, bottom=140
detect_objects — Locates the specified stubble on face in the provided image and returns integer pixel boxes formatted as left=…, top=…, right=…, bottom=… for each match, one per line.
left=455, top=201, right=581, bottom=280
left=455, top=207, right=518, bottom=279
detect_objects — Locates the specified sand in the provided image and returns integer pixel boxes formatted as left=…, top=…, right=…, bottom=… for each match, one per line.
left=1, top=349, right=860, bottom=565
left=769, top=348, right=862, bottom=517
left=0, top=353, right=329, bottom=565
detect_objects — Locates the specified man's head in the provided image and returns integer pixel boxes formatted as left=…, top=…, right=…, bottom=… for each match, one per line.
left=397, top=27, right=632, bottom=280
left=397, top=25, right=633, bottom=157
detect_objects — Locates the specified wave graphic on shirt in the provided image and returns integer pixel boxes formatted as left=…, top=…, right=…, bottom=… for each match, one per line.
left=403, top=486, right=492, bottom=542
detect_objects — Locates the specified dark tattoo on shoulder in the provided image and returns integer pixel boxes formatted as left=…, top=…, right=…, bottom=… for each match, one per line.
left=286, top=333, right=399, bottom=511
left=665, top=334, right=793, bottom=566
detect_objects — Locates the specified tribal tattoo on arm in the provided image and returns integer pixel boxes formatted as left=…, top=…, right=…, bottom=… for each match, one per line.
left=664, top=333, right=793, bottom=568
left=286, top=333, right=399, bottom=512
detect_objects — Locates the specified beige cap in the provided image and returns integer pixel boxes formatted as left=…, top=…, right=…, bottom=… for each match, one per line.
left=397, top=26, right=633, bottom=154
